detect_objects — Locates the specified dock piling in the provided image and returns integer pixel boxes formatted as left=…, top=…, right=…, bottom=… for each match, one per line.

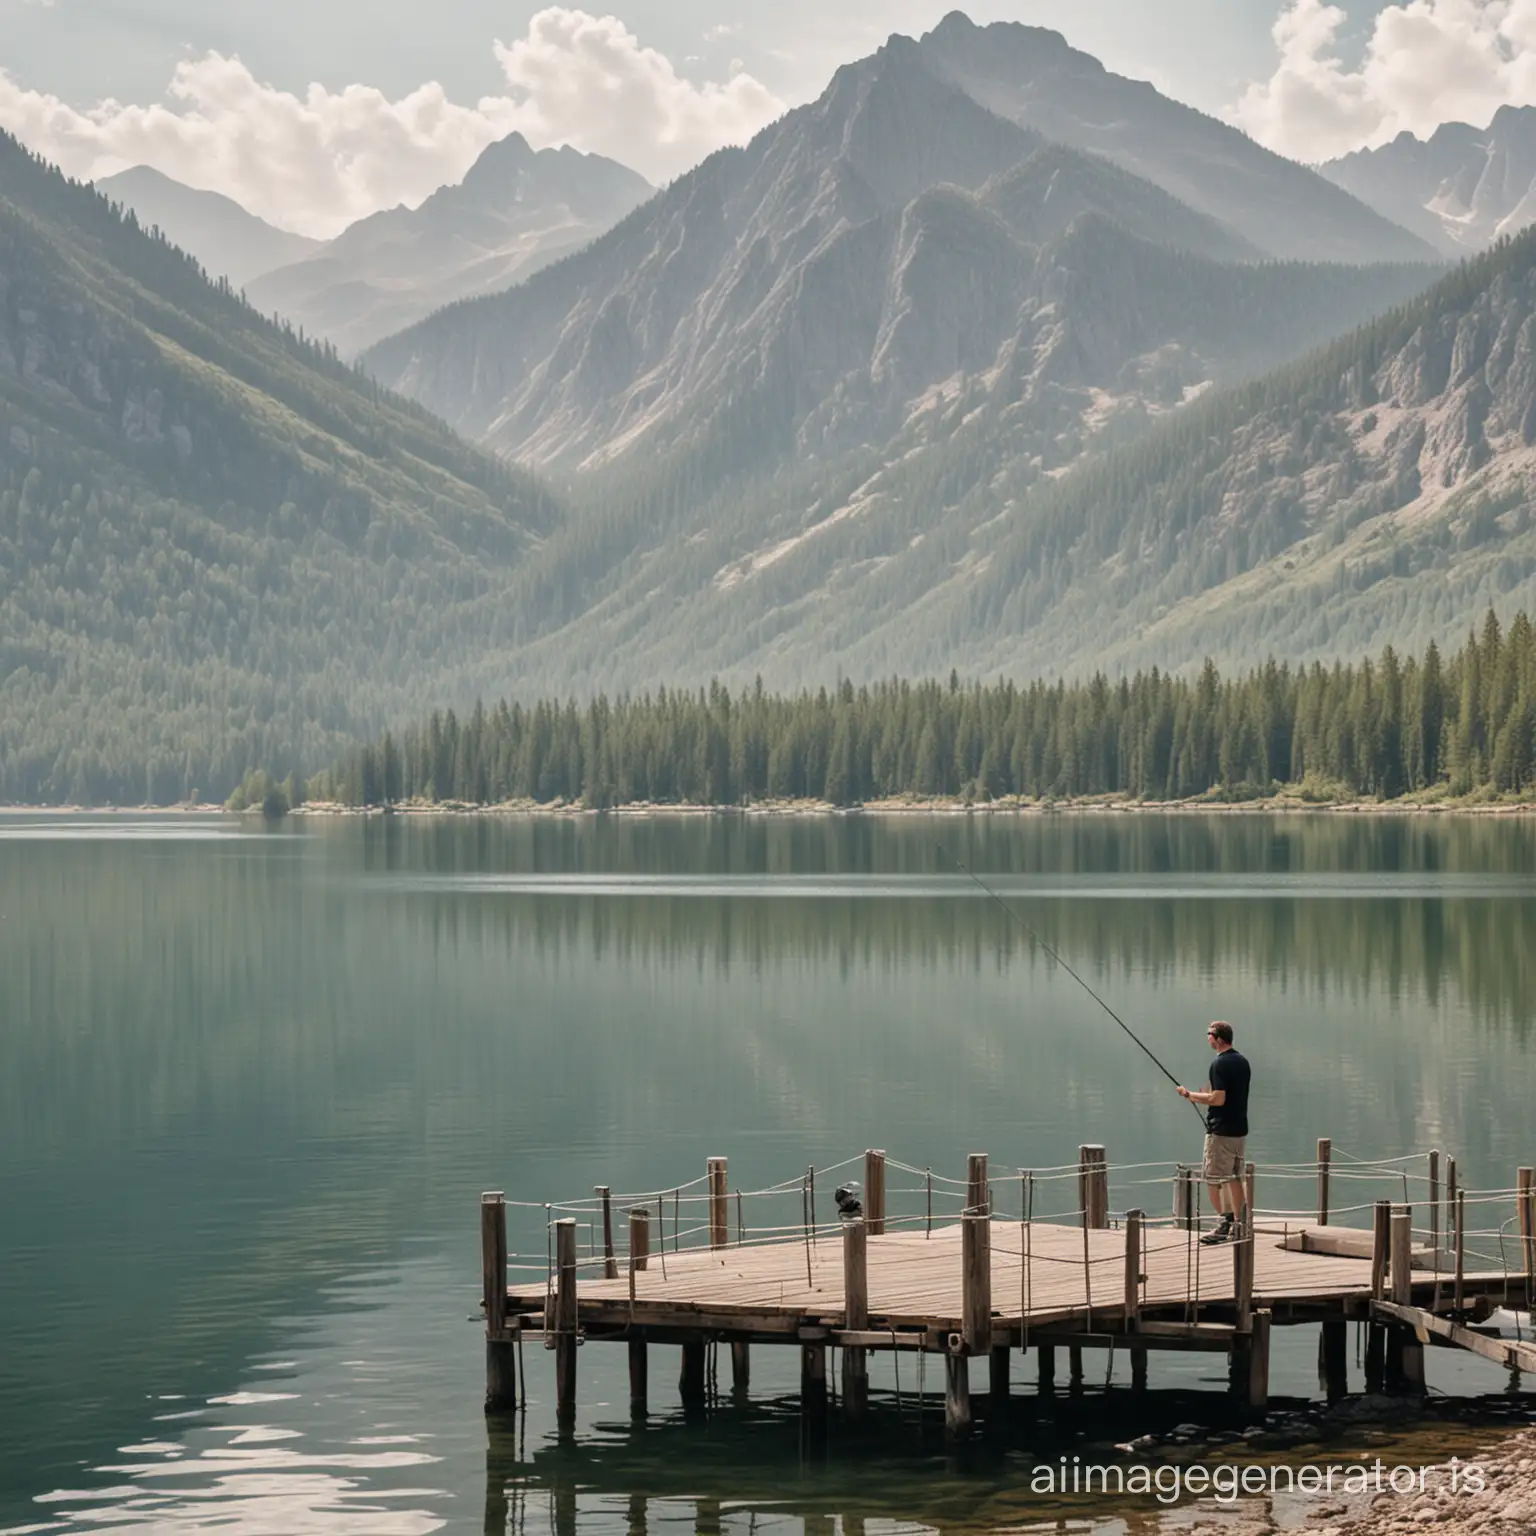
left=680, top=1339, right=707, bottom=1416
left=1371, top=1200, right=1391, bottom=1299
left=554, top=1217, right=578, bottom=1425
left=1519, top=1168, right=1535, bottom=1306
left=1247, top=1310, right=1272, bottom=1409
left=801, top=1342, right=828, bottom=1440
left=481, top=1192, right=517, bottom=1413
left=1125, top=1208, right=1147, bottom=1389
left=1317, top=1138, right=1331, bottom=1226
left=708, top=1158, right=728, bottom=1251
left=1233, top=1217, right=1254, bottom=1334
left=865, top=1149, right=886, bottom=1236
left=966, top=1153, right=989, bottom=1215
left=730, top=1340, right=750, bottom=1395
left=1319, top=1316, right=1349, bottom=1400
left=1173, top=1165, right=1194, bottom=1231
left=961, top=1211, right=991, bottom=1356
left=944, top=1351, right=972, bottom=1439
left=1428, top=1151, right=1440, bottom=1253
left=1078, top=1145, right=1108, bottom=1230
left=842, top=1217, right=869, bottom=1419
left=598, top=1186, right=618, bottom=1280
left=1389, top=1206, right=1424, bottom=1393
left=1036, top=1343, right=1056, bottom=1392
left=627, top=1208, right=649, bottom=1414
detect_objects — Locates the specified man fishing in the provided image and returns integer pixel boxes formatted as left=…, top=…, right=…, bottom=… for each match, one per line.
left=1176, top=1021, right=1251, bottom=1246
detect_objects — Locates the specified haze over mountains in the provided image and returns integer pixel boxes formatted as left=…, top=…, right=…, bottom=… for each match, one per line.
left=9, top=10, right=1536, bottom=800
left=94, top=166, right=320, bottom=289
left=1323, top=106, right=1536, bottom=257
left=246, top=134, right=653, bottom=357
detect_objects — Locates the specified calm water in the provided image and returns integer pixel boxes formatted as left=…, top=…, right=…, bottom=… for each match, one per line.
left=2, top=811, right=1535, bottom=1533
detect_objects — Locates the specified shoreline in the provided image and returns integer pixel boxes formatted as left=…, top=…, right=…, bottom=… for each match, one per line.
left=6, top=794, right=1536, bottom=818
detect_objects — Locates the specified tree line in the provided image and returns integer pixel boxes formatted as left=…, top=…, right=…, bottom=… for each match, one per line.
left=299, top=609, right=1536, bottom=810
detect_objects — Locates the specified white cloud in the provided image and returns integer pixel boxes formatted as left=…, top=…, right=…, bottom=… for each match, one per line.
left=0, top=7, right=784, bottom=238
left=491, top=9, right=781, bottom=182
left=1232, top=0, right=1536, bottom=162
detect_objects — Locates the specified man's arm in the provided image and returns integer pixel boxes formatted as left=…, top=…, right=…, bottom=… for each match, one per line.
left=1177, top=1086, right=1226, bottom=1104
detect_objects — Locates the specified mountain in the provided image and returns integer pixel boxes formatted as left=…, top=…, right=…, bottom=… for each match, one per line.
left=0, top=132, right=559, bottom=803
left=427, top=228, right=1536, bottom=702
left=94, top=165, right=320, bottom=289
left=915, top=11, right=1434, bottom=265
left=1322, top=106, right=1536, bottom=256
left=246, top=133, right=652, bottom=358
left=364, top=31, right=1430, bottom=479
left=764, top=227, right=1536, bottom=686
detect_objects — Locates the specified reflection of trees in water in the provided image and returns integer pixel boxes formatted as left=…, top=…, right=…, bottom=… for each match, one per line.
left=357, top=810, right=1536, bottom=880
left=403, top=888, right=1536, bottom=1037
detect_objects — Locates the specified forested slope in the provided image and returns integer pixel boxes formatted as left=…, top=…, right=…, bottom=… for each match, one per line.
left=0, top=133, right=560, bottom=802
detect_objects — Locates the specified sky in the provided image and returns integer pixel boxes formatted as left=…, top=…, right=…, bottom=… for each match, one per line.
left=4, top=0, right=1536, bottom=238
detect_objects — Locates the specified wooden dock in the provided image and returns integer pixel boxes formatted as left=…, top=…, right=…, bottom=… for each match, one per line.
left=480, top=1145, right=1536, bottom=1439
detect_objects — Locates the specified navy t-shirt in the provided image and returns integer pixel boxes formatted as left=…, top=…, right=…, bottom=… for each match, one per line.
left=1207, top=1049, right=1251, bottom=1137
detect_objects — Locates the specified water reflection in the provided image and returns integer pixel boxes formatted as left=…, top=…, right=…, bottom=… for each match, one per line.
left=3, top=813, right=1535, bottom=1532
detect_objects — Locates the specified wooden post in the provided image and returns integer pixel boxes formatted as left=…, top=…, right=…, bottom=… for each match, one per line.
left=1174, top=1165, right=1195, bottom=1231
left=708, top=1157, right=728, bottom=1251
left=598, top=1186, right=618, bottom=1280
left=554, top=1217, right=578, bottom=1424
left=1390, top=1206, right=1413, bottom=1305
left=481, top=1193, right=517, bottom=1413
left=627, top=1208, right=649, bottom=1414
left=1455, top=1187, right=1466, bottom=1313
left=865, top=1149, right=886, bottom=1236
left=1371, top=1200, right=1391, bottom=1300
left=1233, top=1217, right=1254, bottom=1334
left=944, top=1351, right=972, bottom=1439
left=1316, top=1138, right=1331, bottom=1226
left=1519, top=1168, right=1535, bottom=1306
left=1243, top=1164, right=1257, bottom=1237
left=629, top=1206, right=651, bottom=1273
left=1125, top=1207, right=1147, bottom=1391
left=1365, top=1320, right=1386, bottom=1392
left=1078, top=1145, right=1108, bottom=1229
left=989, top=1345, right=1010, bottom=1413
left=967, top=1153, right=989, bottom=1215
left=1036, top=1343, right=1056, bottom=1392
left=1428, top=1151, right=1440, bottom=1254
left=1389, top=1205, right=1422, bottom=1396
left=842, top=1218, right=869, bottom=1419
left=730, top=1340, right=750, bottom=1394
left=801, top=1342, right=828, bottom=1439
left=1247, top=1309, right=1272, bottom=1410
left=1319, top=1317, right=1349, bottom=1400
left=679, top=1338, right=707, bottom=1415
left=962, top=1211, right=991, bottom=1356
left=1123, top=1209, right=1143, bottom=1326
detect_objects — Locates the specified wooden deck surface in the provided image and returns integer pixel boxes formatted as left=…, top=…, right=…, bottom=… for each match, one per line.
left=507, top=1220, right=1502, bottom=1333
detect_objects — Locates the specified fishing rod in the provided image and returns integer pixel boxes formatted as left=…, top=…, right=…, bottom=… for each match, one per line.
left=938, top=843, right=1206, bottom=1122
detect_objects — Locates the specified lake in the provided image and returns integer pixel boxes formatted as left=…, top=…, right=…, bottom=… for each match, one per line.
left=2, top=811, right=1534, bottom=1533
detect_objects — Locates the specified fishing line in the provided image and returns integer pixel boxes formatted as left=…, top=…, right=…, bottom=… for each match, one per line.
left=939, top=842, right=1205, bottom=1122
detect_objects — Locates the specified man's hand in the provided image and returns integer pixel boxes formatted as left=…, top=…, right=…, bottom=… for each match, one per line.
left=1177, top=1085, right=1191, bottom=1099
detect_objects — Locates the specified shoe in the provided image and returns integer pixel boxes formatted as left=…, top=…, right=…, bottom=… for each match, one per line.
left=1199, top=1223, right=1233, bottom=1246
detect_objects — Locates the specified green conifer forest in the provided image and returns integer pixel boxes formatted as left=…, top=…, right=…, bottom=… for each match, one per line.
left=302, top=611, right=1536, bottom=810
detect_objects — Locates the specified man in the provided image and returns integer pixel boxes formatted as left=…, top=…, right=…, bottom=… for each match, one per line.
left=1176, top=1020, right=1251, bottom=1245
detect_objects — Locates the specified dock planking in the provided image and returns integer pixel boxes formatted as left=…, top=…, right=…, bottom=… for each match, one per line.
left=482, top=1148, right=1535, bottom=1437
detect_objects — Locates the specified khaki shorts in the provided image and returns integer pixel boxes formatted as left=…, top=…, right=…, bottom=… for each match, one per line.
left=1203, top=1133, right=1246, bottom=1183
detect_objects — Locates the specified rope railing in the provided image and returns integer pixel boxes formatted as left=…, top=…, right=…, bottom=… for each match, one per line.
left=491, top=1147, right=1535, bottom=1320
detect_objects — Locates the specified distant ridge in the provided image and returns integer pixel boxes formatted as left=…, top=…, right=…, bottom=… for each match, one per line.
left=94, top=165, right=319, bottom=288
left=247, top=133, right=652, bottom=356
